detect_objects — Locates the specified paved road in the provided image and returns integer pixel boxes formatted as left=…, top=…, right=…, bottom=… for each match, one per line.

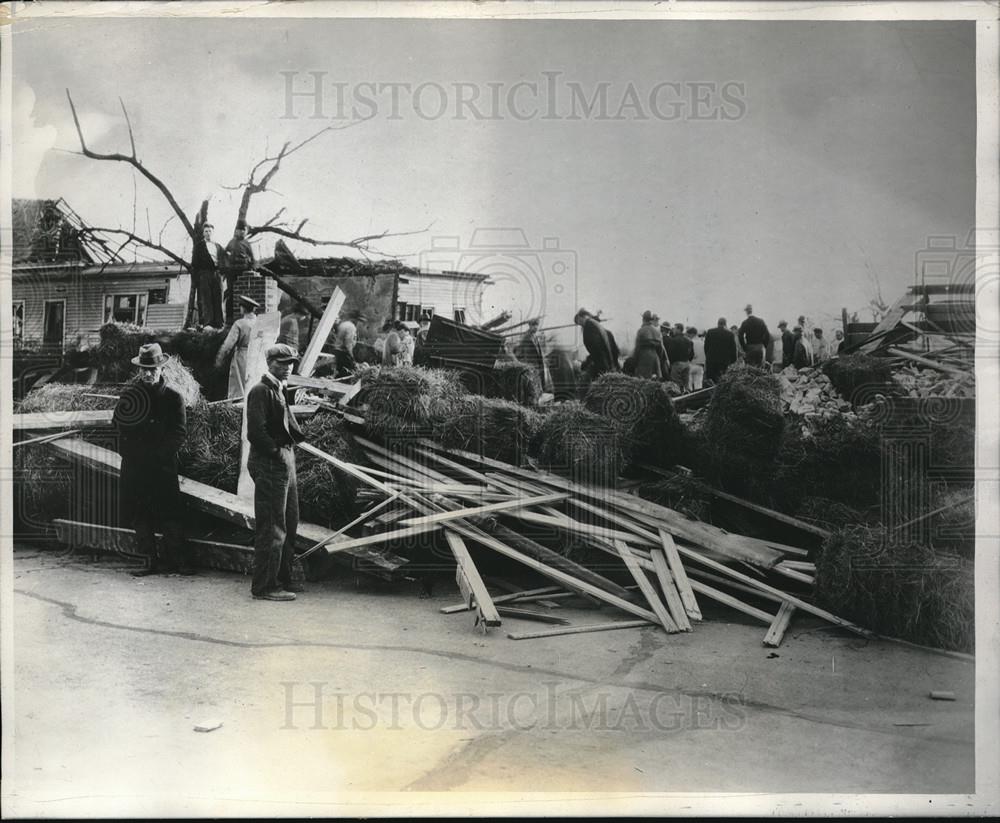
left=3, top=549, right=977, bottom=816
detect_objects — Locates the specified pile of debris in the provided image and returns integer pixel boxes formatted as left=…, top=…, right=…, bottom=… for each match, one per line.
left=778, top=366, right=855, bottom=419
left=892, top=364, right=975, bottom=399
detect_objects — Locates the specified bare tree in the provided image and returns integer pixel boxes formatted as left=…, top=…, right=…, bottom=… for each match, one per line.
left=66, top=90, right=422, bottom=327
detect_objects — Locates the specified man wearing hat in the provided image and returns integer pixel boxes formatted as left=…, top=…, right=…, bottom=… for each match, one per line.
left=737, top=303, right=771, bottom=368
left=224, top=220, right=256, bottom=324
left=246, top=344, right=306, bottom=601
left=214, top=295, right=260, bottom=398
left=574, top=307, right=620, bottom=387
left=114, top=343, right=194, bottom=576
left=633, top=310, right=666, bottom=380
left=778, top=320, right=795, bottom=368
left=515, top=317, right=552, bottom=391
left=704, top=317, right=738, bottom=383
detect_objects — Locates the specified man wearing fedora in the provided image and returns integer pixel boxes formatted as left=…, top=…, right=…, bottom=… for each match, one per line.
left=246, top=344, right=306, bottom=601
left=114, top=343, right=194, bottom=576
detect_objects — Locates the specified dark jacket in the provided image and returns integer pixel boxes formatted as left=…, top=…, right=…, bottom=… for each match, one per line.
left=781, top=330, right=795, bottom=366
left=664, top=334, right=694, bottom=364
left=277, top=315, right=301, bottom=349
left=247, top=372, right=305, bottom=460
left=113, top=379, right=186, bottom=519
left=738, top=315, right=771, bottom=348
left=704, top=326, right=738, bottom=367
left=581, top=317, right=619, bottom=376
left=225, top=237, right=255, bottom=271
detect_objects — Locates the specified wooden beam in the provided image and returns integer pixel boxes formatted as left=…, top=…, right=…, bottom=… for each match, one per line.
left=887, top=347, right=970, bottom=378
left=615, top=541, right=679, bottom=633
left=688, top=579, right=774, bottom=625
left=650, top=548, right=692, bottom=631
left=45, top=438, right=408, bottom=576
left=859, top=292, right=911, bottom=353
left=396, top=493, right=569, bottom=528
left=507, top=621, right=652, bottom=640
left=439, top=585, right=563, bottom=614
left=503, top=509, right=656, bottom=547
left=658, top=530, right=702, bottom=621
left=13, top=410, right=113, bottom=431
left=447, top=531, right=501, bottom=631
left=763, top=602, right=796, bottom=648
left=14, top=429, right=81, bottom=448
left=298, top=493, right=400, bottom=560
left=298, top=286, right=346, bottom=377
left=496, top=606, right=570, bottom=625
left=686, top=567, right=786, bottom=604
left=323, top=522, right=441, bottom=555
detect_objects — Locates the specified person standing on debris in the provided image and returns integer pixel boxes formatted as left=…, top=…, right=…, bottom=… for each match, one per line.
left=704, top=317, right=738, bottom=384
left=812, top=327, right=831, bottom=363
left=738, top=303, right=771, bottom=368
left=333, top=309, right=366, bottom=377
left=633, top=311, right=666, bottom=380
left=834, top=328, right=846, bottom=354
left=665, top=322, right=694, bottom=390
left=687, top=327, right=706, bottom=391
left=792, top=325, right=814, bottom=369
left=224, top=220, right=255, bottom=323
left=192, top=222, right=226, bottom=328
left=778, top=320, right=795, bottom=368
left=277, top=304, right=305, bottom=350
left=247, top=344, right=306, bottom=602
left=515, top=317, right=553, bottom=391
left=574, top=308, right=620, bottom=386
left=115, top=343, right=194, bottom=577
left=215, top=295, right=260, bottom=399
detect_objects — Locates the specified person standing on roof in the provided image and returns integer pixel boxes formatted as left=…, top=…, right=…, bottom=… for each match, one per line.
left=738, top=303, right=771, bottom=368
left=192, top=222, right=226, bottom=328
left=224, top=220, right=255, bottom=323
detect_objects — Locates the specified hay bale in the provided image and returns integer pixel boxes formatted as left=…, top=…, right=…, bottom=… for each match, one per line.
left=296, top=413, right=364, bottom=529
left=583, top=373, right=685, bottom=467
left=490, top=361, right=541, bottom=406
left=816, top=525, right=974, bottom=652
left=177, top=401, right=244, bottom=492
left=17, top=383, right=123, bottom=413
left=91, top=323, right=158, bottom=382
left=793, top=496, right=867, bottom=531
left=535, top=401, right=626, bottom=485
left=435, top=396, right=542, bottom=465
left=161, top=328, right=230, bottom=399
left=822, top=354, right=899, bottom=405
left=353, top=365, right=464, bottom=439
left=701, top=364, right=784, bottom=494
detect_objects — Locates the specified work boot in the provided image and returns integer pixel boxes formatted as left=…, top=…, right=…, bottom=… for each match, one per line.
left=253, top=590, right=296, bottom=602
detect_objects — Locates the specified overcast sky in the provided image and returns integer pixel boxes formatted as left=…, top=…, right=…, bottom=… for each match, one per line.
left=13, top=17, right=976, bottom=346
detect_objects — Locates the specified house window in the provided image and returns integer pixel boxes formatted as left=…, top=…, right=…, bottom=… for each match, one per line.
left=12, top=301, right=24, bottom=343
left=404, top=304, right=421, bottom=322
left=104, top=293, right=149, bottom=326
left=396, top=301, right=407, bottom=321
left=453, top=307, right=467, bottom=324
left=147, top=288, right=168, bottom=305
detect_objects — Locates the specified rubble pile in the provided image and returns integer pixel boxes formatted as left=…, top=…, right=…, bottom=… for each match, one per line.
left=892, top=365, right=975, bottom=399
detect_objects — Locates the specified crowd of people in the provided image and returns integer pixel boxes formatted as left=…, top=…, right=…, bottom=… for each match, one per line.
left=571, top=304, right=848, bottom=394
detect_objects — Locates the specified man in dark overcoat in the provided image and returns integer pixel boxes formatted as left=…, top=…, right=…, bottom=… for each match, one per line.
left=114, top=343, right=193, bottom=576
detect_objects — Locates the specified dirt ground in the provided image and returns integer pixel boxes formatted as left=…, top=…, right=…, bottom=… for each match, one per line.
left=3, top=546, right=979, bottom=816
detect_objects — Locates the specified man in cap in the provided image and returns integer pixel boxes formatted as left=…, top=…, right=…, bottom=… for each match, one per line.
left=115, top=343, right=194, bottom=577
left=224, top=219, right=256, bottom=323
left=192, top=222, right=226, bottom=328
left=778, top=320, right=795, bottom=368
left=247, top=343, right=306, bottom=601
left=214, top=295, right=260, bottom=399
left=738, top=303, right=771, bottom=368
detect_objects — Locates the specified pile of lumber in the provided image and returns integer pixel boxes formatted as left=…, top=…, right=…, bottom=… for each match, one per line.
left=892, top=364, right=975, bottom=399
left=304, top=424, right=868, bottom=648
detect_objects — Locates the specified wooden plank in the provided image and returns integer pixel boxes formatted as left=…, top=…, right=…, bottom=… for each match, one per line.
left=771, top=566, right=815, bottom=586
left=886, top=347, right=970, bottom=378
left=615, top=540, right=679, bottom=633
left=14, top=429, right=81, bottom=448
left=686, top=567, right=786, bottom=604
left=763, top=602, right=796, bottom=648
left=650, top=548, right=692, bottom=632
left=496, top=606, right=570, bottom=625
left=298, top=285, right=345, bottom=377
left=859, top=292, right=910, bottom=353
left=299, top=493, right=400, bottom=560
left=323, top=522, right=441, bottom=555
left=355, top=437, right=456, bottom=484
left=45, top=438, right=408, bottom=576
left=397, top=493, right=568, bottom=528
left=507, top=621, right=652, bottom=641
left=439, top=585, right=563, bottom=615
left=417, top=439, right=784, bottom=569
left=446, top=531, right=501, bottom=630
left=688, top=579, right=774, bottom=625
left=13, top=410, right=113, bottom=431
left=504, top=509, right=656, bottom=547
left=658, top=529, right=702, bottom=621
